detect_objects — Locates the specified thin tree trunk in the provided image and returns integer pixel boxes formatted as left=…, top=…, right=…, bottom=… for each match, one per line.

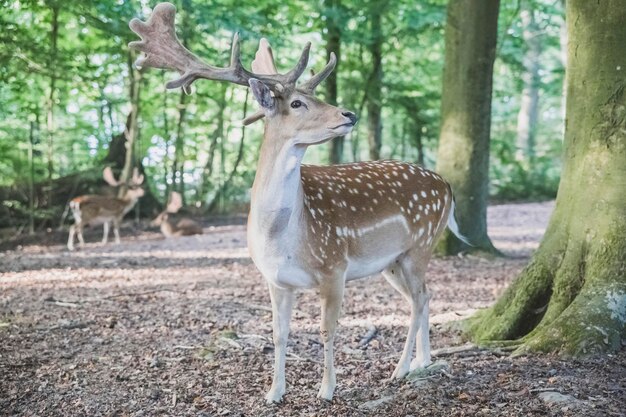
left=208, top=90, right=249, bottom=212
left=162, top=74, right=171, bottom=199
left=28, top=121, right=36, bottom=235
left=467, top=0, right=626, bottom=355
left=413, top=120, right=424, bottom=166
left=118, top=51, right=142, bottom=196
left=46, top=4, right=59, bottom=204
left=171, top=90, right=188, bottom=202
left=366, top=1, right=384, bottom=161
left=435, top=0, right=501, bottom=255
left=325, top=0, right=344, bottom=164
left=200, top=85, right=228, bottom=201
left=515, top=3, right=541, bottom=162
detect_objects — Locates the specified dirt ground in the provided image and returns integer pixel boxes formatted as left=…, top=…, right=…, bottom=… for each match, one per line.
left=1, top=202, right=624, bottom=417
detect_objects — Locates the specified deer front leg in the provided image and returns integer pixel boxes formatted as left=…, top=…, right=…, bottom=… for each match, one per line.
left=266, top=283, right=295, bottom=404
left=76, top=224, right=86, bottom=248
left=67, top=225, right=76, bottom=251
left=113, top=219, right=121, bottom=244
left=102, top=221, right=110, bottom=244
left=318, top=276, right=345, bottom=401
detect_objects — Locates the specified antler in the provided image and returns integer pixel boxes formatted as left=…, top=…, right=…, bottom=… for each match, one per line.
left=167, top=191, right=183, bottom=213
left=131, top=168, right=144, bottom=186
left=103, top=167, right=121, bottom=186
left=128, top=2, right=310, bottom=94
left=300, top=52, right=337, bottom=94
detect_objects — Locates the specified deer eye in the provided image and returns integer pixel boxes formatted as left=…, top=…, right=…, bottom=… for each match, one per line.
left=290, top=100, right=303, bottom=109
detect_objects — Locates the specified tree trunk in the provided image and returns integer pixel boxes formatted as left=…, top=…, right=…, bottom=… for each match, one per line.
left=467, top=0, right=626, bottom=355
left=208, top=90, right=249, bottom=213
left=325, top=0, right=344, bottom=164
left=435, top=0, right=500, bottom=255
left=515, top=3, right=541, bottom=163
left=117, top=51, right=142, bottom=197
left=171, top=90, right=188, bottom=202
left=366, top=1, right=384, bottom=161
left=46, top=4, right=59, bottom=204
left=28, top=121, right=36, bottom=235
left=199, top=84, right=228, bottom=202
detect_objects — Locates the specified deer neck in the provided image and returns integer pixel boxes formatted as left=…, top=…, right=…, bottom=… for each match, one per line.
left=249, top=127, right=306, bottom=244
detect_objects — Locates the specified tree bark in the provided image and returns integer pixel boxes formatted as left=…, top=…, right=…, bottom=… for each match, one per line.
left=199, top=84, right=228, bottom=202
left=117, top=51, right=142, bottom=197
left=171, top=90, right=188, bottom=202
left=325, top=0, right=344, bottom=164
left=208, top=90, right=248, bottom=213
left=435, top=0, right=500, bottom=255
left=45, top=4, right=59, bottom=204
left=515, top=3, right=541, bottom=163
left=366, top=1, right=384, bottom=161
left=467, top=0, right=626, bottom=355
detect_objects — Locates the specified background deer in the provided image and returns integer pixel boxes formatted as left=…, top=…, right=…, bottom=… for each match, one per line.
left=129, top=2, right=467, bottom=403
left=151, top=191, right=203, bottom=237
left=67, top=167, right=144, bottom=251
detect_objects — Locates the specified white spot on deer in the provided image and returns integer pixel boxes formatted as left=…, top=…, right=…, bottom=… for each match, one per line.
left=402, top=173, right=409, bottom=180
left=413, top=194, right=419, bottom=201
left=421, top=191, right=427, bottom=198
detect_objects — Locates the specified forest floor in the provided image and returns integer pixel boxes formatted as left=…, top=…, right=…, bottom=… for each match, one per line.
left=1, top=201, right=624, bottom=417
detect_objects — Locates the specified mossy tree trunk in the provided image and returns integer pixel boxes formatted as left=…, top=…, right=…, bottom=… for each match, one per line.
left=467, top=0, right=626, bottom=355
left=435, top=0, right=501, bottom=255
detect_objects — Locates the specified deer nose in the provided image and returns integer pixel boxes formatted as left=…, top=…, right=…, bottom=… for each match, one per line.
left=342, top=111, right=357, bottom=125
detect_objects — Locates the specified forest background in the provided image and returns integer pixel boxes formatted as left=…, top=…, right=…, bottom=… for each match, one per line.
left=0, top=0, right=565, bottom=230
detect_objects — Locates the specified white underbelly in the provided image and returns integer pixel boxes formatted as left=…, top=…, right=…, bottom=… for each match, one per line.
left=345, top=250, right=402, bottom=281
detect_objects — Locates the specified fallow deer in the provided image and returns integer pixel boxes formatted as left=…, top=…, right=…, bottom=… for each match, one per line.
left=67, top=167, right=145, bottom=251
left=129, top=2, right=468, bottom=403
left=151, top=191, right=203, bottom=237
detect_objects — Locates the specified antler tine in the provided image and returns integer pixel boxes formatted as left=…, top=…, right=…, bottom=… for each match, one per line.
left=167, top=191, right=183, bottom=213
left=129, top=3, right=312, bottom=95
left=131, top=167, right=144, bottom=186
left=301, top=52, right=337, bottom=94
left=285, top=42, right=312, bottom=87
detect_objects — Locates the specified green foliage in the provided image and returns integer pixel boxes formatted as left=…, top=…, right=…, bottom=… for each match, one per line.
left=0, top=0, right=566, bottom=225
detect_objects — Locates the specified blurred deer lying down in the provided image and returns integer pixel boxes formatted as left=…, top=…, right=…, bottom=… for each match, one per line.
left=67, top=167, right=145, bottom=251
left=151, top=191, right=203, bottom=237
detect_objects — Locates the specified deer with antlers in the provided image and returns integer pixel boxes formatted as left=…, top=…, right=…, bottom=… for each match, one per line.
left=151, top=191, right=203, bottom=237
left=67, top=167, right=145, bottom=251
left=129, top=2, right=468, bottom=403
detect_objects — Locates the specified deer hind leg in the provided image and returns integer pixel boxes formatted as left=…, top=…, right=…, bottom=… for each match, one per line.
left=265, top=283, right=295, bottom=404
left=76, top=223, right=86, bottom=248
left=411, top=291, right=432, bottom=370
left=382, top=254, right=429, bottom=379
left=102, top=221, right=110, bottom=244
left=317, top=275, right=346, bottom=400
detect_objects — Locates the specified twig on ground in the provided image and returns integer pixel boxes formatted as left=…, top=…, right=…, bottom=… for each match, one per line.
left=100, top=288, right=185, bottom=300
left=43, top=297, right=81, bottom=308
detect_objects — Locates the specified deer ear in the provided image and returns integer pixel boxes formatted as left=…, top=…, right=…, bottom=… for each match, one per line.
left=249, top=78, right=275, bottom=110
